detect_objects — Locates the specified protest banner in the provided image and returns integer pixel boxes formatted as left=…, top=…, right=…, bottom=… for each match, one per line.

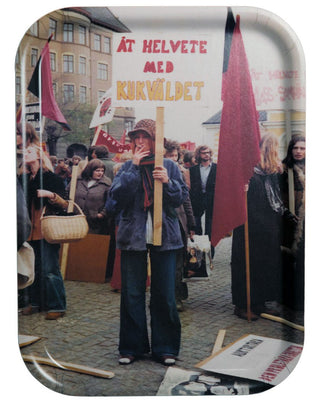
left=112, top=33, right=213, bottom=107
left=112, top=33, right=213, bottom=244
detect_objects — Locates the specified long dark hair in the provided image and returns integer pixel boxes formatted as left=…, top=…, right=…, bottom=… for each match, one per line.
left=282, top=134, right=306, bottom=168
left=81, top=159, right=105, bottom=180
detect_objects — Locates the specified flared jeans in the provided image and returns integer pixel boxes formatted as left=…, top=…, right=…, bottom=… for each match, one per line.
left=25, top=239, right=66, bottom=312
left=119, top=248, right=181, bottom=358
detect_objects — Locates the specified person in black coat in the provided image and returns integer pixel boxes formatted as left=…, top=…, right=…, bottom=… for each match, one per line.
left=231, top=133, right=297, bottom=320
left=189, top=145, right=216, bottom=257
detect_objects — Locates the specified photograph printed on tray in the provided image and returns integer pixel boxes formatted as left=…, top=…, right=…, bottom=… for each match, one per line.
left=14, top=4, right=305, bottom=398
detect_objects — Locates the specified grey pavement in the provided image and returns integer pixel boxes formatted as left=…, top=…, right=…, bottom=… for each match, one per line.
left=18, top=236, right=304, bottom=397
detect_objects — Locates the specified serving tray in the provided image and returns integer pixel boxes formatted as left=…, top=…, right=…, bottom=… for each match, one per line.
left=15, top=5, right=305, bottom=397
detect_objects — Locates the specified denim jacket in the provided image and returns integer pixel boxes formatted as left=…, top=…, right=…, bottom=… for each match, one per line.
left=108, top=158, right=188, bottom=251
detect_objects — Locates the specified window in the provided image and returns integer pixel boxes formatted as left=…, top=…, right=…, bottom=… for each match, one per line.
left=103, top=37, right=111, bottom=53
left=63, top=84, right=74, bottom=103
left=16, top=76, right=21, bottom=95
left=79, top=57, right=86, bottom=75
left=63, top=55, right=74, bottom=73
left=94, top=34, right=101, bottom=51
left=98, top=90, right=105, bottom=100
left=98, top=63, right=108, bottom=80
left=79, top=25, right=86, bottom=45
left=31, top=48, right=38, bottom=67
left=79, top=86, right=87, bottom=103
left=125, top=120, right=134, bottom=132
left=29, top=22, right=38, bottom=37
left=50, top=53, right=56, bottom=72
left=52, top=83, right=57, bottom=98
left=63, top=23, right=74, bottom=42
left=49, top=18, right=57, bottom=40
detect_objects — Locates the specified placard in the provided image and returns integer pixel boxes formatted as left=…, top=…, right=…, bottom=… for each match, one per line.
left=112, top=33, right=214, bottom=107
left=197, top=334, right=303, bottom=386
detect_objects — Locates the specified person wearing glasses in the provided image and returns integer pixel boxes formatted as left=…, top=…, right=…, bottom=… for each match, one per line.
left=189, top=145, right=216, bottom=257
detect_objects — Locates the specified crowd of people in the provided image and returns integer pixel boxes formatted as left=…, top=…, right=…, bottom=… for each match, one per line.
left=16, top=120, right=305, bottom=365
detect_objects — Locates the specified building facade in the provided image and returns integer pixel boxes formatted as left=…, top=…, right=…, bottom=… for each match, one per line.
left=16, top=7, right=135, bottom=156
left=202, top=109, right=306, bottom=163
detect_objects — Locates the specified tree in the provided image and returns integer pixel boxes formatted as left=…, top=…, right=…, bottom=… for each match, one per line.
left=44, top=103, right=96, bottom=154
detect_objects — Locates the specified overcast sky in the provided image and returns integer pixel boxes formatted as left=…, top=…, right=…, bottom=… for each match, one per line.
left=109, top=6, right=305, bottom=145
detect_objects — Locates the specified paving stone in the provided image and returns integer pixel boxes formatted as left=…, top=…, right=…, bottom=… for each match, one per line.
left=17, top=236, right=304, bottom=396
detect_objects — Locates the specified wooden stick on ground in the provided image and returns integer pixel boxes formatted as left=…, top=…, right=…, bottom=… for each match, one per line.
left=22, top=354, right=115, bottom=379
left=211, top=329, right=226, bottom=355
left=260, top=313, right=304, bottom=332
left=18, top=335, right=41, bottom=348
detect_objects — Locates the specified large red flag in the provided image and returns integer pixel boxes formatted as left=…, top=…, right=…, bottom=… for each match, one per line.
left=27, top=36, right=70, bottom=130
left=211, top=13, right=261, bottom=247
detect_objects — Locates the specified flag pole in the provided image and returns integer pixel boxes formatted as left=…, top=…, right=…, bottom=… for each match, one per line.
left=244, top=191, right=252, bottom=322
left=91, top=125, right=102, bottom=146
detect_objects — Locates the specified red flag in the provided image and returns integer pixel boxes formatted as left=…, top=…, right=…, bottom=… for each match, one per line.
left=27, top=36, right=70, bottom=130
left=95, top=129, right=131, bottom=154
left=180, top=141, right=196, bottom=151
left=211, top=13, right=261, bottom=246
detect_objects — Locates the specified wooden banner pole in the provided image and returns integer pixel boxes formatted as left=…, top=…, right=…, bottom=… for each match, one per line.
left=91, top=125, right=102, bottom=146
left=153, top=107, right=164, bottom=246
left=22, top=354, right=114, bottom=379
left=260, top=313, right=304, bottom=332
left=244, top=192, right=252, bottom=322
left=60, top=164, right=79, bottom=279
left=211, top=329, right=226, bottom=354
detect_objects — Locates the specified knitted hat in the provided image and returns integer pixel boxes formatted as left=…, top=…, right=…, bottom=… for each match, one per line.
left=128, top=119, right=156, bottom=141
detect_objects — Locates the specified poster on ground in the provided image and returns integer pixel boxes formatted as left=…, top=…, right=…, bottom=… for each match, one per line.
left=197, top=334, right=303, bottom=386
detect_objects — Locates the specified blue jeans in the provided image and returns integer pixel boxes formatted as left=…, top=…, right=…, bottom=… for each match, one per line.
left=119, top=249, right=181, bottom=358
left=26, top=240, right=66, bottom=312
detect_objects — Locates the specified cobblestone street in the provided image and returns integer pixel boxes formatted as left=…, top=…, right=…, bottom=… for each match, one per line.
left=17, top=236, right=304, bottom=397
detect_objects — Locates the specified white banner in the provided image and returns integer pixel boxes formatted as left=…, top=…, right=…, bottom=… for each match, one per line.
left=112, top=33, right=214, bottom=107
left=89, top=88, right=115, bottom=128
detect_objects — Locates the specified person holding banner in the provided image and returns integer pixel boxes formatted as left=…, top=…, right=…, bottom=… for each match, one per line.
left=108, top=119, right=188, bottom=366
left=231, top=133, right=297, bottom=320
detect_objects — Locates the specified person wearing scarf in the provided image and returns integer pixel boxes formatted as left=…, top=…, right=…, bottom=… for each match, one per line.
left=280, top=134, right=305, bottom=310
left=107, top=119, right=188, bottom=365
left=231, top=133, right=297, bottom=320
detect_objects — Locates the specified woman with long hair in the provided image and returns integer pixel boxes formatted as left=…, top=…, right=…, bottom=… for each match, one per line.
left=16, top=122, right=40, bottom=172
left=231, top=133, right=296, bottom=320
left=18, top=145, right=68, bottom=320
left=280, top=134, right=305, bottom=310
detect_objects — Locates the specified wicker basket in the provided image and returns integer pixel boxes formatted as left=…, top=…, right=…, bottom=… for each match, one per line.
left=40, top=201, right=89, bottom=244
